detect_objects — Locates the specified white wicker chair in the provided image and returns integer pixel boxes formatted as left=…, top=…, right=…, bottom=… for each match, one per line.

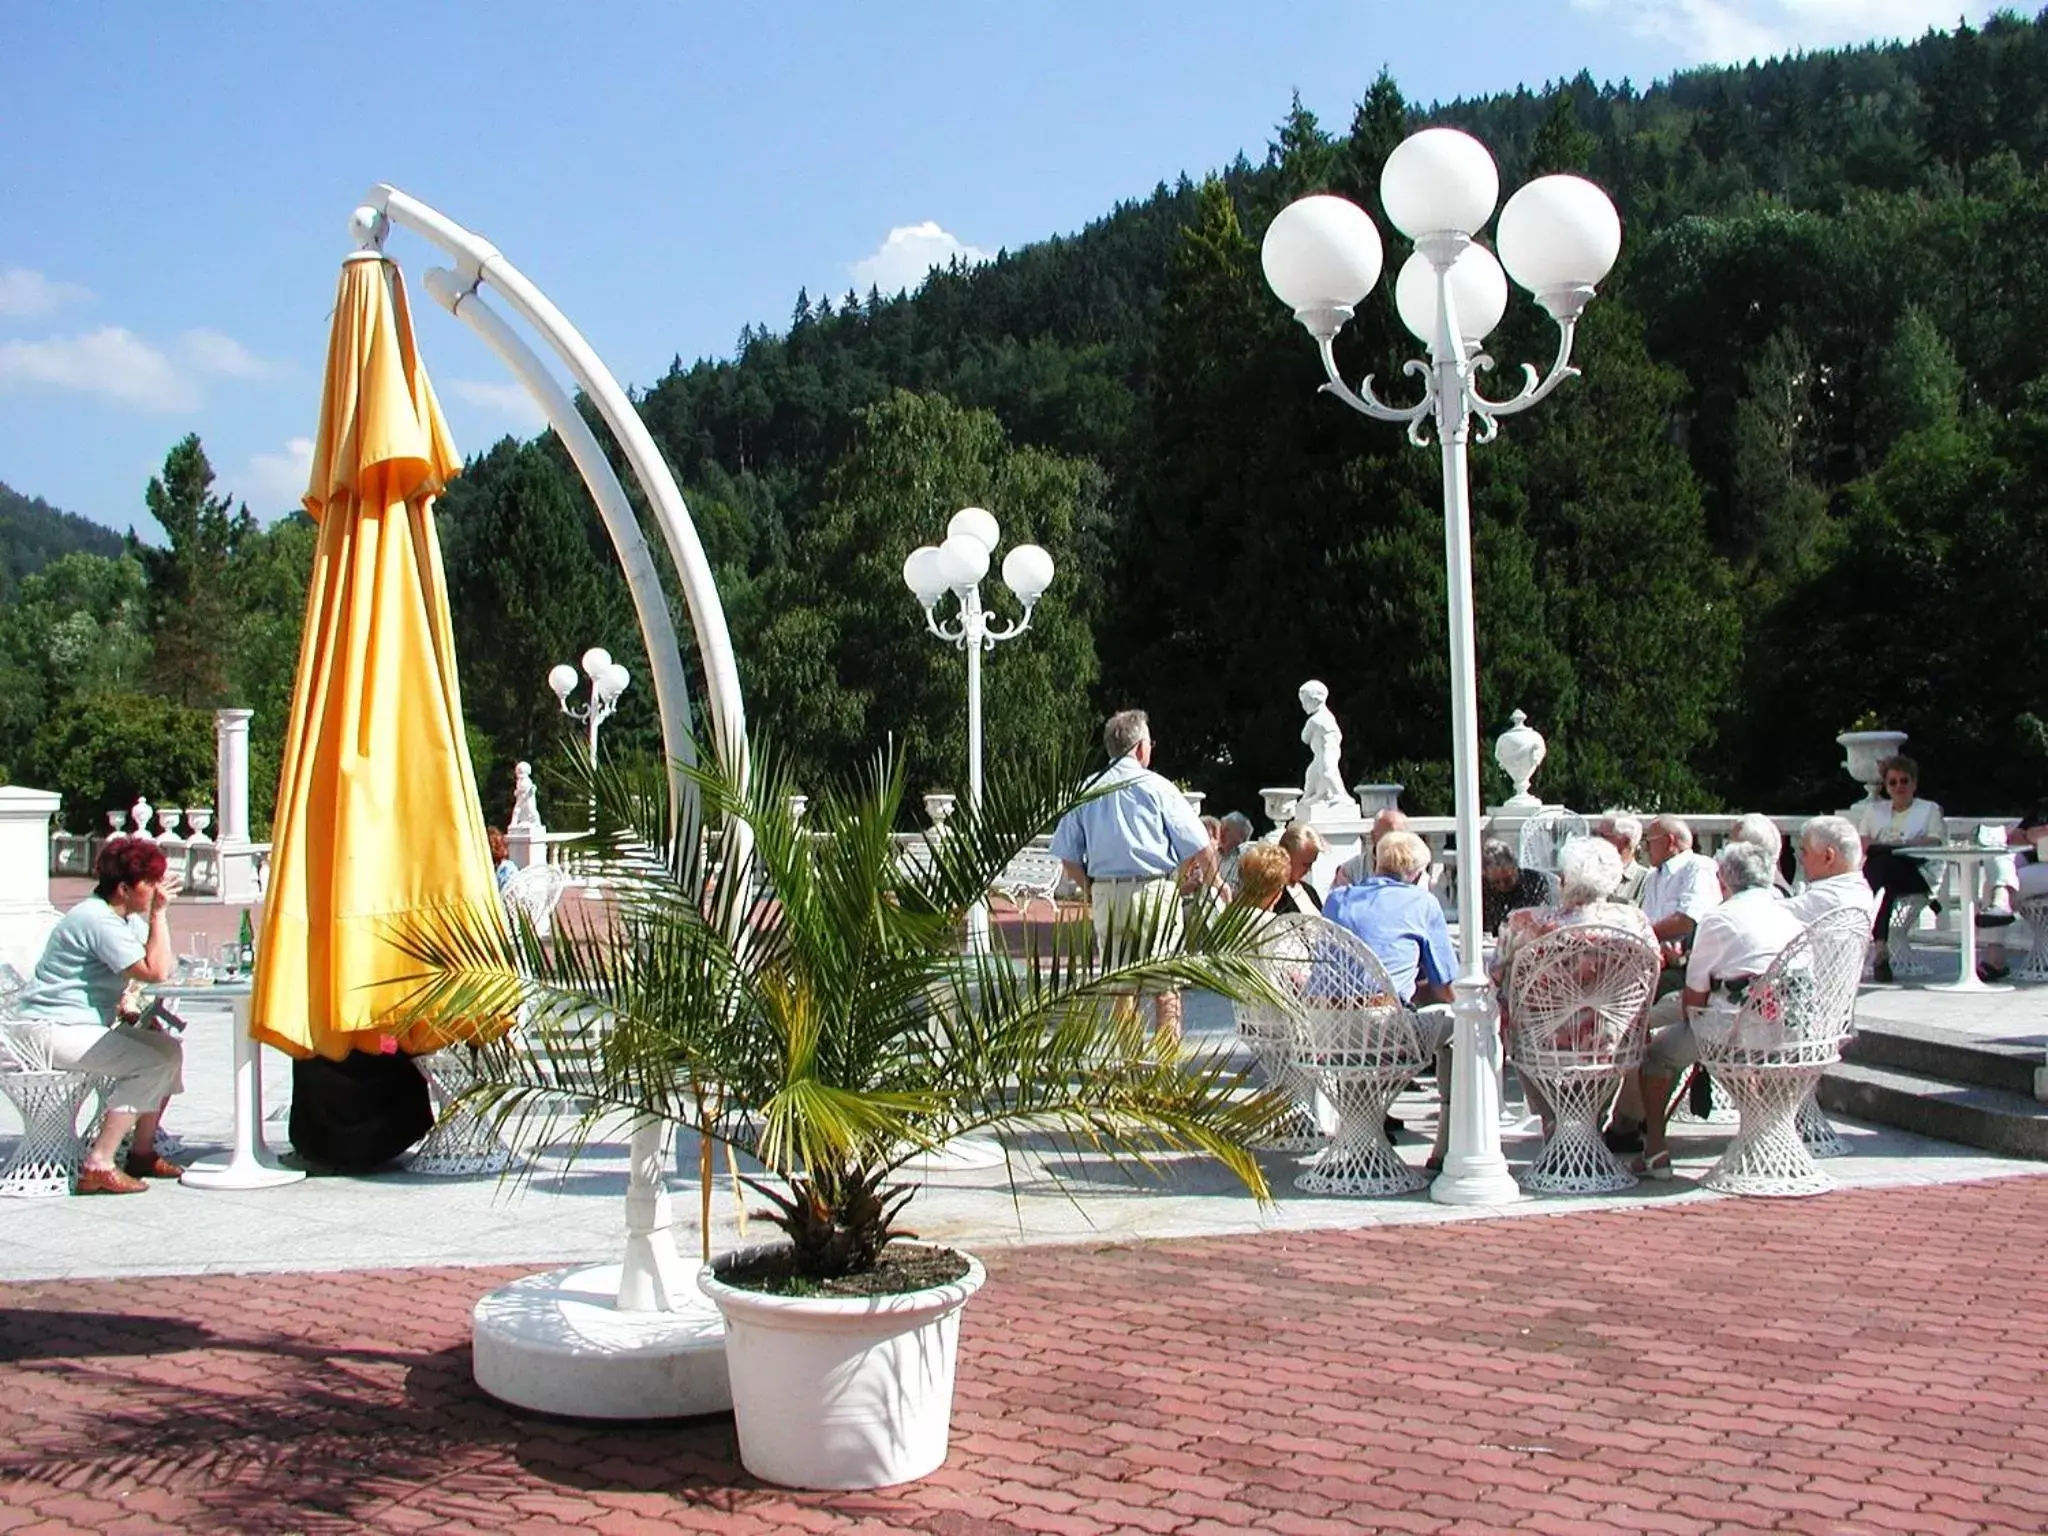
left=409, top=868, right=572, bottom=1176
left=1518, top=810, right=1590, bottom=883
left=1693, top=906, right=1869, bottom=1196
left=0, top=969, right=97, bottom=1199
left=2014, top=891, right=2048, bottom=984
left=1883, top=892, right=1937, bottom=978
left=1230, top=917, right=1325, bottom=1153
left=501, top=863, right=575, bottom=940
left=1504, top=923, right=1660, bottom=1195
left=1275, top=914, right=1443, bottom=1196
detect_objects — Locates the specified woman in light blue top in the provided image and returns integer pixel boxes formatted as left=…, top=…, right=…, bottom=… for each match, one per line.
left=11, top=837, right=184, bottom=1194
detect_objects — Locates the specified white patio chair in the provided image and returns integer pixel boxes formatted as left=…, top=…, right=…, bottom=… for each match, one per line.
left=1230, top=916, right=1325, bottom=1153
left=0, top=973, right=98, bottom=1199
left=1275, top=914, right=1443, bottom=1196
left=501, top=863, right=575, bottom=940
left=1518, top=809, right=1589, bottom=883
left=991, top=849, right=1065, bottom=918
left=1693, top=906, right=1868, bottom=1197
left=2013, top=891, right=2048, bottom=984
left=1504, top=923, right=1660, bottom=1195
left=410, top=869, right=571, bottom=1176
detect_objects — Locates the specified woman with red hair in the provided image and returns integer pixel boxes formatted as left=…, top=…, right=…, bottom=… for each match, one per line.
left=11, top=837, right=184, bottom=1193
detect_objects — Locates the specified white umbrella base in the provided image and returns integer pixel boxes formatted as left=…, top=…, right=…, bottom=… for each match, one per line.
left=471, top=1262, right=731, bottom=1419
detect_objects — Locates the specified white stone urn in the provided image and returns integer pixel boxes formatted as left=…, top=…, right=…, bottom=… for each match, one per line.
left=922, top=792, right=957, bottom=832
left=1259, top=787, right=1302, bottom=836
left=1494, top=710, right=1547, bottom=811
left=1181, top=789, right=1205, bottom=818
left=185, top=808, right=214, bottom=842
left=1354, top=783, right=1404, bottom=816
left=130, top=796, right=155, bottom=840
left=788, top=794, right=810, bottom=825
left=157, top=807, right=185, bottom=844
left=1837, top=729, right=1909, bottom=806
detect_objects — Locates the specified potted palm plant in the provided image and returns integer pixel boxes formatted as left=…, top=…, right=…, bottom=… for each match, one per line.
left=392, top=738, right=1289, bottom=1490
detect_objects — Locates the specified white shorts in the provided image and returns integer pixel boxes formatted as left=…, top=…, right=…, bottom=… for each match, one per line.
left=1090, top=875, right=1184, bottom=994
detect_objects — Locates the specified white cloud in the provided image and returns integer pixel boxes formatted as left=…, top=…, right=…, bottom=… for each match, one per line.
left=231, top=436, right=314, bottom=515
left=0, top=268, right=93, bottom=318
left=849, top=221, right=991, bottom=298
left=181, top=327, right=272, bottom=378
left=444, top=377, right=549, bottom=434
left=1570, top=0, right=1967, bottom=64
left=0, top=326, right=197, bottom=411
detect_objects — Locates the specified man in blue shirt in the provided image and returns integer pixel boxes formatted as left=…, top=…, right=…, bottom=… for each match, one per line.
left=1320, top=830, right=1455, bottom=1006
left=1051, top=709, right=1213, bottom=1040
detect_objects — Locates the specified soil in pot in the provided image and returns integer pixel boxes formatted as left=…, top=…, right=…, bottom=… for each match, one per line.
left=718, top=1241, right=970, bottom=1298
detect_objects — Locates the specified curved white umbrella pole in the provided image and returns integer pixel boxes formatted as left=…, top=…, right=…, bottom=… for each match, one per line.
left=350, top=189, right=750, bottom=1318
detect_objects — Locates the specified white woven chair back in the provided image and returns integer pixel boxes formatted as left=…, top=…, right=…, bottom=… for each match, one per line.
left=502, top=864, right=574, bottom=937
left=1699, top=905, right=1867, bottom=1064
left=1506, top=922, right=1660, bottom=1072
left=1269, top=913, right=1425, bottom=1073
left=1518, top=809, right=1590, bottom=877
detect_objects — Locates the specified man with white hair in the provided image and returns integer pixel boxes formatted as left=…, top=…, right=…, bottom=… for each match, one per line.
left=1052, top=709, right=1215, bottom=1042
left=1596, top=811, right=1650, bottom=906
left=1784, top=815, right=1878, bottom=925
left=1215, top=811, right=1256, bottom=893
left=1331, top=807, right=1410, bottom=890
left=1322, top=830, right=1454, bottom=1006
left=1631, top=841, right=1806, bottom=1176
left=1639, top=815, right=1721, bottom=959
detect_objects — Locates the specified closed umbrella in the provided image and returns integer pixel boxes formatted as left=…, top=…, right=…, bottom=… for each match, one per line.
left=251, top=251, right=501, bottom=1060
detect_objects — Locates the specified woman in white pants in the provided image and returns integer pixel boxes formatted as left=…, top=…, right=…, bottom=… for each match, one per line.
left=10, top=837, right=184, bottom=1193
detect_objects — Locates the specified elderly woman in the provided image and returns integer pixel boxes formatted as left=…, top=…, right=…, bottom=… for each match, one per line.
left=1493, top=836, right=1658, bottom=985
left=10, top=837, right=184, bottom=1193
left=1857, top=754, right=1946, bottom=979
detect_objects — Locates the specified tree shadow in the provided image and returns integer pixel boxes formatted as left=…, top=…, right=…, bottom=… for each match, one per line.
left=0, top=1308, right=216, bottom=1363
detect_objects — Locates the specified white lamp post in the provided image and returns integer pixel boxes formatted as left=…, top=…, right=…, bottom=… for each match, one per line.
left=549, top=646, right=632, bottom=825
left=903, top=507, right=1055, bottom=950
left=1261, top=128, right=1622, bottom=1207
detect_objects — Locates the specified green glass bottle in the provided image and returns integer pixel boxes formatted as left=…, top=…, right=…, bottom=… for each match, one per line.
left=237, top=909, right=255, bottom=973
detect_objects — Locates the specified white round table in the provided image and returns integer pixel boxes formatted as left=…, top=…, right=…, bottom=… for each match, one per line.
left=1899, top=846, right=2015, bottom=993
left=145, top=980, right=306, bottom=1189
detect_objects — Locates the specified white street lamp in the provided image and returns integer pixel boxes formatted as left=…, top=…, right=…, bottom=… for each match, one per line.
left=1262, top=127, right=1621, bottom=1208
left=903, top=507, right=1055, bottom=950
left=550, top=646, right=632, bottom=825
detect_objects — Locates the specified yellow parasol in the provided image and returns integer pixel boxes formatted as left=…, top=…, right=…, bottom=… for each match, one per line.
left=251, top=253, right=502, bottom=1060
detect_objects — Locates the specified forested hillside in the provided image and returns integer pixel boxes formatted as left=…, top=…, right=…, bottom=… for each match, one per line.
left=0, top=483, right=124, bottom=602
left=11, top=13, right=2048, bottom=830
left=432, top=10, right=2048, bottom=819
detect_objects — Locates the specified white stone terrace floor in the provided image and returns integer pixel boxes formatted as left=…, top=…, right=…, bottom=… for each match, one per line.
left=4, top=904, right=2045, bottom=1286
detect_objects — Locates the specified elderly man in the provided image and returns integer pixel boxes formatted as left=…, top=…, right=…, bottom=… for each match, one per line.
left=1215, top=810, right=1256, bottom=893
left=1332, top=807, right=1409, bottom=890
left=1784, top=815, right=1879, bottom=925
left=1639, top=815, right=1720, bottom=961
left=1275, top=823, right=1326, bottom=915
left=1728, top=812, right=1794, bottom=895
left=1631, top=841, right=1806, bottom=1176
left=1596, top=811, right=1651, bottom=906
left=1051, top=709, right=1215, bottom=1041
left=1322, top=831, right=1455, bottom=1008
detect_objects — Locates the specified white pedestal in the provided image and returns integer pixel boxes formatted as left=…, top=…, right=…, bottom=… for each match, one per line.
left=471, top=1263, right=732, bottom=1419
left=0, top=785, right=62, bottom=977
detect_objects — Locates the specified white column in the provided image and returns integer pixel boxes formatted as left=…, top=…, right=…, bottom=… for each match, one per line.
left=0, top=785, right=62, bottom=976
left=214, top=708, right=260, bottom=903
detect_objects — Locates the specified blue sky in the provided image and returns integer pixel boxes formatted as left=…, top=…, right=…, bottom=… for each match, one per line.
left=1, top=0, right=1985, bottom=541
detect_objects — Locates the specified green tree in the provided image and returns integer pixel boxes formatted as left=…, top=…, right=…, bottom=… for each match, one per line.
left=22, top=690, right=216, bottom=832
left=0, top=552, right=151, bottom=781
left=136, top=435, right=257, bottom=707
left=742, top=390, right=1101, bottom=795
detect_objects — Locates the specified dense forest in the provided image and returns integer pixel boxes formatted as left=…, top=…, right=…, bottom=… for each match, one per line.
left=6, top=13, right=2048, bottom=830
left=0, top=483, right=123, bottom=601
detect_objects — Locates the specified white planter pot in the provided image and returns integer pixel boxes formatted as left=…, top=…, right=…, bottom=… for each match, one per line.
left=698, top=1244, right=986, bottom=1490
left=1836, top=729, right=1908, bottom=805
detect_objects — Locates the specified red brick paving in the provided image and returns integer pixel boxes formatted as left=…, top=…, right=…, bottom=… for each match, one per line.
left=3, top=1178, right=2047, bottom=1533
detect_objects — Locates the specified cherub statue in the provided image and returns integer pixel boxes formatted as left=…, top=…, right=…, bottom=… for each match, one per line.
left=1297, top=680, right=1352, bottom=814
left=509, top=761, right=542, bottom=830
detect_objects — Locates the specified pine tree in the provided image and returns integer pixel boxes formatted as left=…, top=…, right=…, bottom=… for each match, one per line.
left=136, top=435, right=255, bottom=707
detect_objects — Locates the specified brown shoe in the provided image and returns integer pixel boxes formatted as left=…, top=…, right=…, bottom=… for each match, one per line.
left=124, top=1153, right=185, bottom=1179
left=78, top=1165, right=149, bottom=1195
